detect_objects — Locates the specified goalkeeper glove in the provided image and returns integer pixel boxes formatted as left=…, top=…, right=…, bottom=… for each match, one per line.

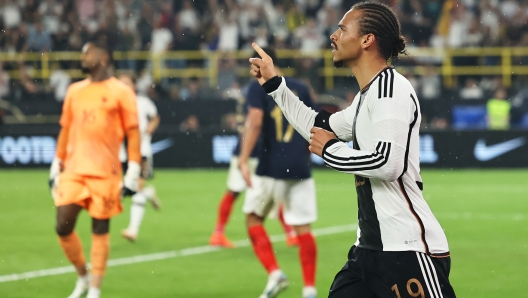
left=49, top=158, right=62, bottom=200
left=122, top=161, right=141, bottom=197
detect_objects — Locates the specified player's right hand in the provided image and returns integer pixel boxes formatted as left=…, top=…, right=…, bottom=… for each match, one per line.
left=123, top=161, right=141, bottom=195
left=249, top=43, right=277, bottom=86
left=239, top=160, right=253, bottom=188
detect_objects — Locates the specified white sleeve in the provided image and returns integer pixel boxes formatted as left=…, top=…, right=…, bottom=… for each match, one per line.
left=321, top=95, right=415, bottom=181
left=268, top=77, right=356, bottom=141
left=267, top=77, right=317, bottom=141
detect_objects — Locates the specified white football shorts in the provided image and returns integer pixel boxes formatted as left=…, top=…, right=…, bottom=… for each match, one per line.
left=226, top=156, right=258, bottom=193
left=242, top=176, right=317, bottom=226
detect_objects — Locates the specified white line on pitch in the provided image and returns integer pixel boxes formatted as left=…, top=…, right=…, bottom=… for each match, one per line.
left=0, top=224, right=357, bottom=283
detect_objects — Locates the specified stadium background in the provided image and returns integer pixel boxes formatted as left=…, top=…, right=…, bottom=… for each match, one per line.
left=0, top=0, right=527, bottom=297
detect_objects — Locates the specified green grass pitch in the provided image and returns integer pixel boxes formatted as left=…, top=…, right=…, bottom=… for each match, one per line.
left=0, top=169, right=527, bottom=297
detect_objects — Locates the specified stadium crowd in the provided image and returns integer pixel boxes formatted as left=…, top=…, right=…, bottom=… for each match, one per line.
left=1, top=0, right=528, bottom=129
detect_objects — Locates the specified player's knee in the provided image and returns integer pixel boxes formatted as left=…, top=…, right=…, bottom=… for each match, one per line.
left=246, top=213, right=264, bottom=228
left=92, top=218, right=110, bottom=235
left=132, top=192, right=147, bottom=205
left=55, top=222, right=74, bottom=236
left=292, top=224, right=311, bottom=236
left=228, top=190, right=240, bottom=198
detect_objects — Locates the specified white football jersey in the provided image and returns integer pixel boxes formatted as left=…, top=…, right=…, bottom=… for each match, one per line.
left=137, top=95, right=158, bottom=156
left=119, top=94, right=158, bottom=162
left=267, top=69, right=449, bottom=256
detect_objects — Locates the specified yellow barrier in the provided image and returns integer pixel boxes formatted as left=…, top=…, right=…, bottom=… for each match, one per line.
left=1, top=47, right=527, bottom=89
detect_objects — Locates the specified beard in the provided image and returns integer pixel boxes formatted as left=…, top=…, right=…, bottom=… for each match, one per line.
left=81, top=66, right=91, bottom=74
left=333, top=59, right=345, bottom=68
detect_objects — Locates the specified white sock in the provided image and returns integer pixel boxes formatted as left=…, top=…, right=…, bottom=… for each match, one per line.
left=79, top=274, right=89, bottom=284
left=87, top=287, right=100, bottom=298
left=269, top=269, right=283, bottom=279
left=127, top=192, right=147, bottom=235
left=142, top=186, right=155, bottom=200
left=303, top=286, right=317, bottom=296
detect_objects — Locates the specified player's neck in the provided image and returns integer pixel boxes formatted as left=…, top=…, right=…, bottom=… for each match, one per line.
left=349, top=57, right=388, bottom=91
left=90, top=67, right=112, bottom=82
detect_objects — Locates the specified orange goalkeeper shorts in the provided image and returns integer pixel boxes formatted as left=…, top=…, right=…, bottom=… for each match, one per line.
left=54, top=173, right=123, bottom=220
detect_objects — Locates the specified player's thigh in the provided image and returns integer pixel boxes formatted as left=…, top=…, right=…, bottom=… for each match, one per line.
left=329, top=247, right=377, bottom=298
left=226, top=156, right=246, bottom=192
left=242, top=175, right=275, bottom=217
left=282, top=178, right=317, bottom=226
left=368, top=251, right=456, bottom=298
left=85, top=176, right=123, bottom=220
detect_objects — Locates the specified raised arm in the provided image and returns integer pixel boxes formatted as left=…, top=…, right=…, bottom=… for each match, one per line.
left=249, top=43, right=354, bottom=142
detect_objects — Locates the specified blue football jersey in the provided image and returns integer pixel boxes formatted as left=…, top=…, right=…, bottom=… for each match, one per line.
left=232, top=137, right=261, bottom=158
left=246, top=78, right=314, bottom=179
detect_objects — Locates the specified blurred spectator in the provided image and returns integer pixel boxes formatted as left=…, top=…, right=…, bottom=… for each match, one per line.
left=22, top=0, right=40, bottom=24
left=27, top=22, right=53, bottom=52
left=76, top=0, right=97, bottom=22
left=293, top=18, right=325, bottom=52
left=500, top=0, right=519, bottom=19
left=223, top=81, right=244, bottom=102
left=180, top=114, right=200, bottom=132
left=486, top=88, right=511, bottom=130
left=179, top=77, right=203, bottom=101
left=420, top=65, right=441, bottom=100
left=178, top=0, right=200, bottom=33
left=447, top=4, right=473, bottom=48
left=217, top=15, right=239, bottom=51
left=1, top=0, right=22, bottom=29
left=286, top=6, right=306, bottom=32
left=221, top=113, right=238, bottom=131
left=0, top=63, right=10, bottom=99
left=168, top=84, right=181, bottom=101
left=296, top=58, right=322, bottom=92
left=49, top=63, right=71, bottom=102
left=460, top=78, right=484, bottom=100
left=150, top=18, right=172, bottom=54
left=117, top=27, right=138, bottom=70
left=267, top=3, right=289, bottom=40
left=39, top=0, right=64, bottom=34
left=217, top=56, right=238, bottom=91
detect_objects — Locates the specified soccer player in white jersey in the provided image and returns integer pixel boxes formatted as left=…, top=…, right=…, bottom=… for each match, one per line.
left=249, top=2, right=456, bottom=297
left=119, top=74, right=161, bottom=242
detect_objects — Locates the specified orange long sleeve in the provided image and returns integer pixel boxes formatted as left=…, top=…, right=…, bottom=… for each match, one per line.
left=55, top=127, right=69, bottom=160
left=126, top=127, right=141, bottom=163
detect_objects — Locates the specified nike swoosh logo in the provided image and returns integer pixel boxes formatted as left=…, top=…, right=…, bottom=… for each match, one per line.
left=152, top=138, right=174, bottom=155
left=474, top=137, right=526, bottom=161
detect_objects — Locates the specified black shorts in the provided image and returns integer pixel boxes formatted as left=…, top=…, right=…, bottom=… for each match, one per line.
left=329, top=246, right=456, bottom=298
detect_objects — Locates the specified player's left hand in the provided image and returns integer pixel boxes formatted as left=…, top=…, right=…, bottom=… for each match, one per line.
left=123, top=161, right=141, bottom=196
left=309, top=127, right=337, bottom=157
left=239, top=160, right=253, bottom=188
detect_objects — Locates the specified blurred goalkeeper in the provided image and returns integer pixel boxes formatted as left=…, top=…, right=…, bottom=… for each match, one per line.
left=49, top=35, right=140, bottom=298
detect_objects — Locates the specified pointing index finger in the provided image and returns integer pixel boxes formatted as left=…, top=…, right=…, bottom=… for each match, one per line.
left=252, top=43, right=270, bottom=59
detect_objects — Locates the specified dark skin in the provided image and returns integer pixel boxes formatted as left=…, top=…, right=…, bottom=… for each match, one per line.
left=249, top=8, right=389, bottom=157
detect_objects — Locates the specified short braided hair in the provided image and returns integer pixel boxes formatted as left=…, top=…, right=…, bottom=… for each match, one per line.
left=352, top=1, right=407, bottom=62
